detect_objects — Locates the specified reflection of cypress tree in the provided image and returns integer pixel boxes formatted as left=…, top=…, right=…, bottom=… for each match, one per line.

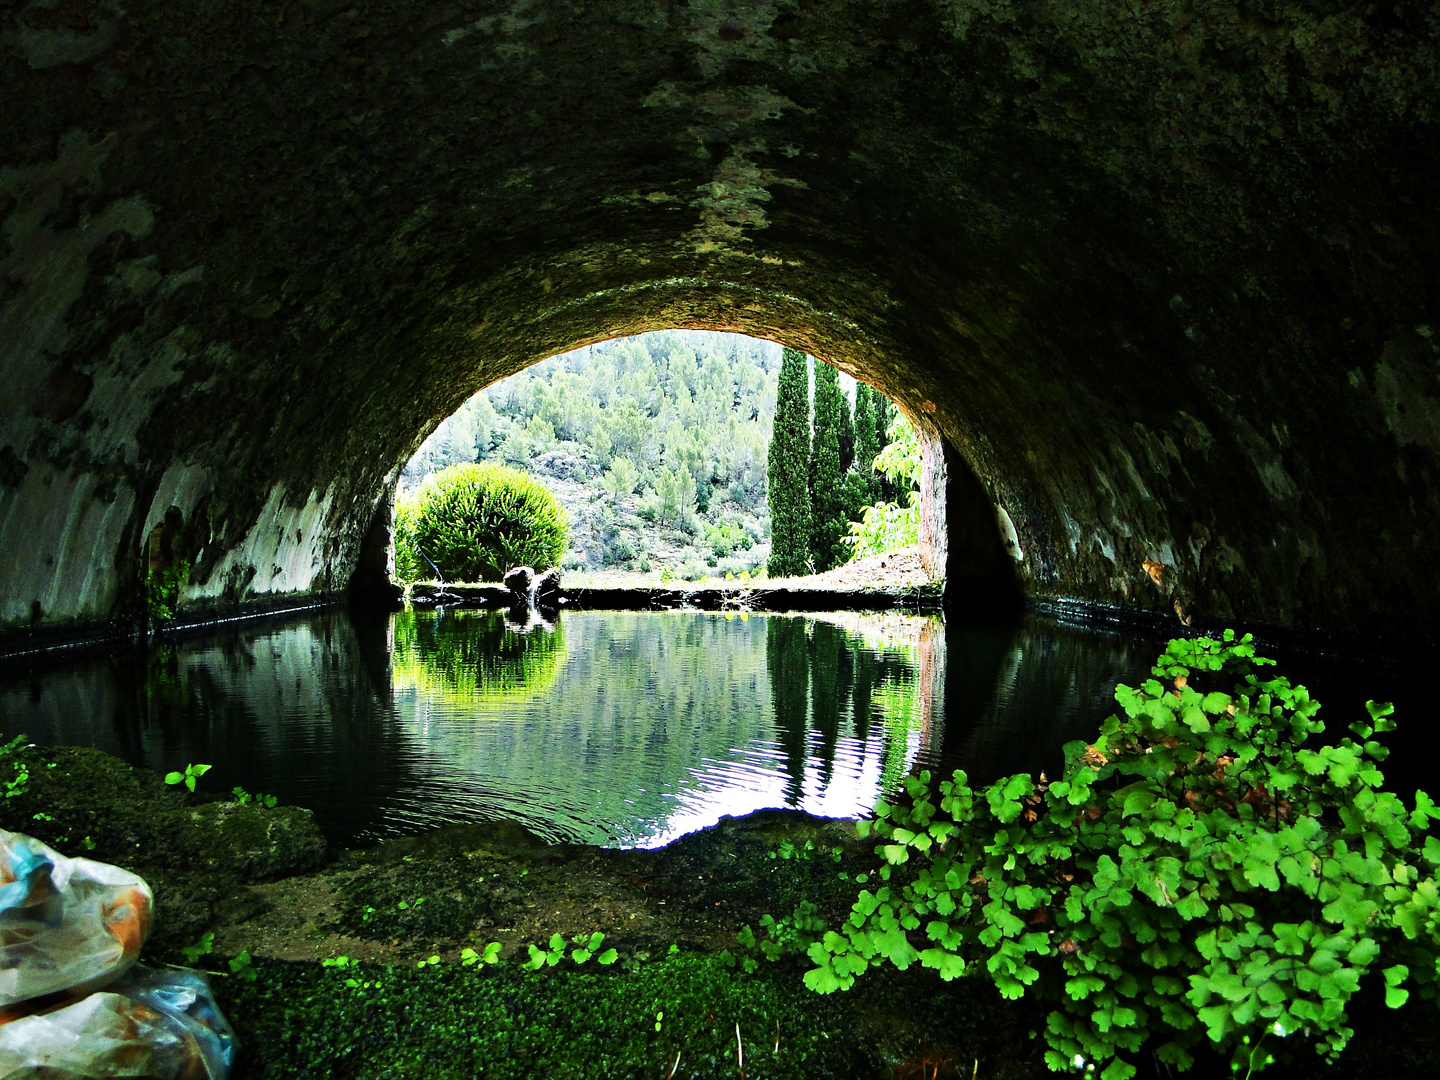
left=766, top=616, right=810, bottom=806
left=809, top=362, right=848, bottom=571
left=767, top=348, right=812, bottom=577
left=851, top=640, right=876, bottom=743
left=808, top=622, right=852, bottom=788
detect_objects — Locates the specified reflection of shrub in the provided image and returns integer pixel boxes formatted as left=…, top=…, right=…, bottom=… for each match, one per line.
left=145, top=560, right=191, bottom=621
left=392, top=610, right=565, bottom=705
left=806, top=632, right=1440, bottom=1079
left=396, top=463, right=567, bottom=584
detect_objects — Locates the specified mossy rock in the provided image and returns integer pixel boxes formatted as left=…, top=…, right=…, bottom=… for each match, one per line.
left=360, top=818, right=565, bottom=865
left=0, top=744, right=326, bottom=950
left=190, top=801, right=327, bottom=880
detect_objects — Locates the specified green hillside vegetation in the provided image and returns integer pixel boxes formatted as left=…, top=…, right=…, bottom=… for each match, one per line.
left=399, top=331, right=920, bottom=582
left=401, top=331, right=784, bottom=580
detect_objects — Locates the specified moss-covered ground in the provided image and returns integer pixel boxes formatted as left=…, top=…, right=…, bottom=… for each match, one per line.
left=0, top=742, right=325, bottom=950
left=215, top=954, right=1033, bottom=1079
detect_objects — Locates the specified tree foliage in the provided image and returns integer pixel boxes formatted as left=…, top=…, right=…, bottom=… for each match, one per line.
left=804, top=632, right=1440, bottom=1079
left=403, top=332, right=778, bottom=516
left=396, top=463, right=568, bottom=584
left=845, top=412, right=921, bottom=560
left=768, top=347, right=812, bottom=577
left=809, top=361, right=849, bottom=573
left=852, top=384, right=881, bottom=506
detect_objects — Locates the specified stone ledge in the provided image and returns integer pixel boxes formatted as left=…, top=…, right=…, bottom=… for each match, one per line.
left=406, top=581, right=943, bottom=613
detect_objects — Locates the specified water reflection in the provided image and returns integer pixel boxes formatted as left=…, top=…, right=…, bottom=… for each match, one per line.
left=393, top=609, right=566, bottom=705
left=0, top=607, right=1175, bottom=849
left=938, top=620, right=1157, bottom=784
left=384, top=609, right=941, bottom=847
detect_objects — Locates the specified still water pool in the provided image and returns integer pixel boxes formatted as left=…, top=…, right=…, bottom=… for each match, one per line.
left=1, top=607, right=1420, bottom=849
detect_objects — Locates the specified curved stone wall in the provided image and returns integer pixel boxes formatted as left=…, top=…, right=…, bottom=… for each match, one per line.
left=2, top=2, right=1437, bottom=647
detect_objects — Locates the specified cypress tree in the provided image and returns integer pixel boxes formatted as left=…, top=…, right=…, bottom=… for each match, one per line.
left=853, top=383, right=881, bottom=502
left=836, top=381, right=856, bottom=475
left=767, top=346, right=812, bottom=577
left=875, top=392, right=899, bottom=502
left=809, top=360, right=848, bottom=571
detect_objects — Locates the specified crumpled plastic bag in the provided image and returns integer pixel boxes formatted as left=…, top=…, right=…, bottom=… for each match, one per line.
left=0, top=963, right=237, bottom=1079
left=0, top=831, right=151, bottom=1006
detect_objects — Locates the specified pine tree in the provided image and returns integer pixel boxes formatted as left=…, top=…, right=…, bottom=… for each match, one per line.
left=809, top=360, right=848, bottom=571
left=767, top=347, right=812, bottom=577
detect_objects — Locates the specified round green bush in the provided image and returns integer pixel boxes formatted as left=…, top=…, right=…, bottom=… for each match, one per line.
left=396, top=463, right=568, bottom=584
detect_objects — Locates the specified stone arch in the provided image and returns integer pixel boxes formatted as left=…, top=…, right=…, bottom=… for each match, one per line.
left=2, top=2, right=1437, bottom=650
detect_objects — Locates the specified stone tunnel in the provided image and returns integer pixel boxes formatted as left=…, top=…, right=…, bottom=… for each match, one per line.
left=2, top=1, right=1437, bottom=653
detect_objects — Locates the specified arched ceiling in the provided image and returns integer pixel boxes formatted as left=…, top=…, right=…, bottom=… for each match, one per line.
left=1, top=1, right=1437, bottom=647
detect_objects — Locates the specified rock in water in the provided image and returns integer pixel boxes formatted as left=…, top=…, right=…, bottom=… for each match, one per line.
left=503, top=566, right=535, bottom=605
left=535, top=567, right=561, bottom=609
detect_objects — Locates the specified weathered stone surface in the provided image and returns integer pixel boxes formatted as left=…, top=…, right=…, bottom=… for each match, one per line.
left=1, top=2, right=1437, bottom=647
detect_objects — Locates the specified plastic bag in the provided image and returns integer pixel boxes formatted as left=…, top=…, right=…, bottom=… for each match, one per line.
left=0, top=963, right=237, bottom=1079
left=0, top=831, right=151, bottom=1006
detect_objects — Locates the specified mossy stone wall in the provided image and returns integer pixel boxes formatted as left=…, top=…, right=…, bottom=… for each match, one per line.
left=1, top=2, right=1437, bottom=645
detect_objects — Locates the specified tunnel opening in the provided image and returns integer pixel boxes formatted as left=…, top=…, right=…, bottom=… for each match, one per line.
left=347, top=328, right=1022, bottom=618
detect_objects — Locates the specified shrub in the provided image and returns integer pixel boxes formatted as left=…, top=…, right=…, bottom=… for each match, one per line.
left=394, top=497, right=423, bottom=583
left=805, top=632, right=1440, bottom=1079
left=396, top=463, right=567, bottom=584
left=604, top=536, right=636, bottom=566
left=843, top=499, right=919, bottom=559
left=705, top=520, right=751, bottom=558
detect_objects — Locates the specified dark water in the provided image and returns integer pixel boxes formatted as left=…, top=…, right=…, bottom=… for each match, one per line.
left=0, top=608, right=1429, bottom=848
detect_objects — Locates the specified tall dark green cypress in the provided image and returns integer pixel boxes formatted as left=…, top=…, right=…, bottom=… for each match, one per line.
left=853, top=383, right=881, bottom=502
left=836, top=382, right=856, bottom=475
left=767, top=347, right=812, bottom=577
left=875, top=391, right=899, bottom=502
left=809, top=360, right=848, bottom=571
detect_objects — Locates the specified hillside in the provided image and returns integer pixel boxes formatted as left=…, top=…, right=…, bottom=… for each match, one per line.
left=401, top=331, right=860, bottom=580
